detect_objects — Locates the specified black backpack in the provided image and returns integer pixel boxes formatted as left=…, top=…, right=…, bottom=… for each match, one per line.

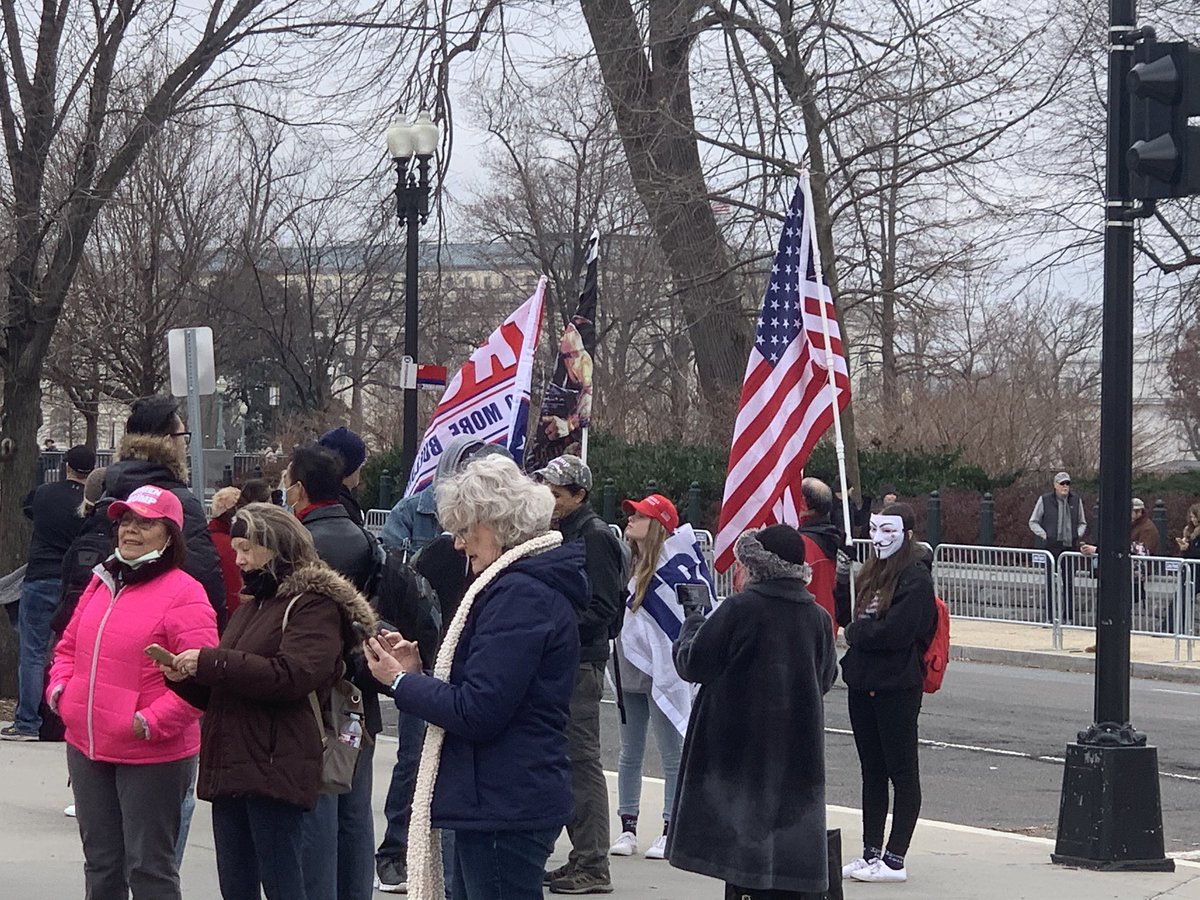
left=367, top=546, right=443, bottom=670
left=581, top=516, right=631, bottom=640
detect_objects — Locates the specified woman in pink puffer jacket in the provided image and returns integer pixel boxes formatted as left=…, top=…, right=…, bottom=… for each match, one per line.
left=47, top=484, right=218, bottom=900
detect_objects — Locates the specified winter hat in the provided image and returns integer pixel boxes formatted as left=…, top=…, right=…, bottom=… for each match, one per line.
left=757, top=523, right=807, bottom=566
left=83, top=468, right=107, bottom=505
left=319, top=426, right=367, bottom=477
left=734, top=524, right=811, bottom=585
left=211, top=487, right=242, bottom=519
left=65, top=445, right=96, bottom=475
left=108, top=484, right=184, bottom=529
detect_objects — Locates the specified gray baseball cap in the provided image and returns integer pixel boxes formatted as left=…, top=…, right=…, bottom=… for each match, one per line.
left=1054, top=471, right=1071, bottom=485
left=533, top=454, right=593, bottom=491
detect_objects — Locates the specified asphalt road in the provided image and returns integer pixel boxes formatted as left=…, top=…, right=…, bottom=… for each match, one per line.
left=593, top=660, right=1200, bottom=854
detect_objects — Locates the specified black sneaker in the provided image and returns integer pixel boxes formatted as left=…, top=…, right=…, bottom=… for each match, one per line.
left=0, top=726, right=38, bottom=742
left=548, top=870, right=614, bottom=895
left=375, top=857, right=407, bottom=894
left=544, top=862, right=574, bottom=885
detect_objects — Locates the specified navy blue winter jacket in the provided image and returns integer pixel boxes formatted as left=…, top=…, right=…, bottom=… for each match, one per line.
left=392, top=540, right=584, bottom=832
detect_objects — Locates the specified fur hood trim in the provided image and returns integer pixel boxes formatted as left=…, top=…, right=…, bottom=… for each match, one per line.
left=280, top=564, right=377, bottom=633
left=116, top=434, right=189, bottom=484
left=734, top=529, right=812, bottom=585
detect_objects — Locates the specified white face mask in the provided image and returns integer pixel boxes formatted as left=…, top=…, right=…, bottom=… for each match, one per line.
left=115, top=546, right=167, bottom=569
left=869, top=514, right=907, bottom=560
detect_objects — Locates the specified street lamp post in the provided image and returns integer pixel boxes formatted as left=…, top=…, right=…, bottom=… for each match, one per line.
left=216, top=376, right=228, bottom=450
left=237, top=401, right=248, bottom=453
left=387, top=110, right=439, bottom=490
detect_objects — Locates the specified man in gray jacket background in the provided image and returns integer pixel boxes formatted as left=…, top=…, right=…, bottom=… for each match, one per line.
left=1028, top=471, right=1087, bottom=623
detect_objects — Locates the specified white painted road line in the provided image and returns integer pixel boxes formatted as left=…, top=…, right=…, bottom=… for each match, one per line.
left=825, top=726, right=1200, bottom=783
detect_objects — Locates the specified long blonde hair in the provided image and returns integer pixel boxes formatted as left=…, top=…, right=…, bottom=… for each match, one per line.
left=629, top=519, right=669, bottom=610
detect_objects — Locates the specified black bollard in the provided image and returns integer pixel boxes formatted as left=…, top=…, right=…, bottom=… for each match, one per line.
left=379, top=470, right=393, bottom=509
left=980, top=491, right=995, bottom=546
left=1152, top=498, right=1168, bottom=553
left=927, top=490, right=941, bottom=548
left=602, top=479, right=617, bottom=523
left=686, top=482, right=702, bottom=525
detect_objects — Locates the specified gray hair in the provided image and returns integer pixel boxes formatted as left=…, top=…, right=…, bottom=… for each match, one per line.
left=800, top=476, right=833, bottom=518
left=435, top=454, right=555, bottom=550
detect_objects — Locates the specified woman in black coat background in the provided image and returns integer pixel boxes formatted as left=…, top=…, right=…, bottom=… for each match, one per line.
left=835, top=502, right=936, bottom=885
left=669, top=524, right=837, bottom=900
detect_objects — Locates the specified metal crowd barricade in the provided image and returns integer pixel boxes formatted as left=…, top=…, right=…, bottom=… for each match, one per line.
left=364, top=508, right=388, bottom=539
left=1058, top=551, right=1200, bottom=660
left=932, top=543, right=1059, bottom=643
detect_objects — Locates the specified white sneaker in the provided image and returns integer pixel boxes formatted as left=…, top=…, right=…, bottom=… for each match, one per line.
left=841, top=857, right=872, bottom=879
left=850, top=859, right=907, bottom=883
left=644, top=834, right=667, bottom=860
left=609, top=831, right=638, bottom=857
left=63, top=805, right=76, bottom=818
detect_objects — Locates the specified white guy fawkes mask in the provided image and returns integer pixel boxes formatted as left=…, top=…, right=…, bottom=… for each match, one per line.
left=870, top=514, right=907, bottom=560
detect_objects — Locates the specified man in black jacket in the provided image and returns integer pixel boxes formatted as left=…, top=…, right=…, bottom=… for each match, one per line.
left=103, top=396, right=228, bottom=630
left=285, top=442, right=382, bottom=900
left=320, top=426, right=368, bottom=526
left=535, top=454, right=624, bottom=895
left=2, top=445, right=92, bottom=741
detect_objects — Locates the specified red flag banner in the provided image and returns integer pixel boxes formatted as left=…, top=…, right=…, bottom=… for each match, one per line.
left=713, top=181, right=851, bottom=572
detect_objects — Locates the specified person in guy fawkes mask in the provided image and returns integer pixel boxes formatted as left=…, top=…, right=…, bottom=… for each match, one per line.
left=835, top=504, right=936, bottom=886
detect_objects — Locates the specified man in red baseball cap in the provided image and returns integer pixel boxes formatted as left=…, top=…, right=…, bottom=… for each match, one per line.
left=621, top=494, right=679, bottom=534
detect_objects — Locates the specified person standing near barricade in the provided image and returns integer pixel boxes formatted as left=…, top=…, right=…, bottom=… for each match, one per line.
left=320, top=426, right=369, bottom=526
left=670, top=524, right=837, bottom=899
left=2, top=444, right=93, bottom=742
left=796, top=476, right=841, bottom=632
left=610, top=494, right=710, bottom=863
left=836, top=503, right=936, bottom=885
left=1028, top=471, right=1087, bottom=624
left=534, top=454, right=624, bottom=895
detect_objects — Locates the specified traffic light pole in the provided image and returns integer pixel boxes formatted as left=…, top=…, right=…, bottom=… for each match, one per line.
left=1051, top=0, right=1171, bottom=872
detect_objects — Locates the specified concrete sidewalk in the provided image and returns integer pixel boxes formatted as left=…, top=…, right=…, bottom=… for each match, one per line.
left=949, top=617, right=1200, bottom=683
left=3, top=735, right=1200, bottom=899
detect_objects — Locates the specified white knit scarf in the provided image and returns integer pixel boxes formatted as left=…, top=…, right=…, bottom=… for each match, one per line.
left=405, top=530, right=563, bottom=900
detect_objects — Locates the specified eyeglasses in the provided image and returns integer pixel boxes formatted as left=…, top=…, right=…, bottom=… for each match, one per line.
left=171, top=431, right=192, bottom=446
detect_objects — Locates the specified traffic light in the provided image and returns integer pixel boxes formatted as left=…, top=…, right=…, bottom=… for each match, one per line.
left=1126, top=40, right=1200, bottom=199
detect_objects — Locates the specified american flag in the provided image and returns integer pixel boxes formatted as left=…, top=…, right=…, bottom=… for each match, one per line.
left=713, top=179, right=851, bottom=572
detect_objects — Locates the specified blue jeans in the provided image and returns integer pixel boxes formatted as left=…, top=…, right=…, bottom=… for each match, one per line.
left=617, top=690, right=682, bottom=823
left=301, top=739, right=376, bottom=900
left=175, top=764, right=197, bottom=866
left=15, top=578, right=61, bottom=734
left=377, top=710, right=425, bottom=863
left=451, top=828, right=557, bottom=900
left=212, top=795, right=309, bottom=900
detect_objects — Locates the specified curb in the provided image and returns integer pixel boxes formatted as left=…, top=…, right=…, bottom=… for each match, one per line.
left=951, top=644, right=1200, bottom=684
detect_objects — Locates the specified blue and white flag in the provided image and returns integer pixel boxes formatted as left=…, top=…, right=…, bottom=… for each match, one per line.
left=618, top=523, right=716, bottom=736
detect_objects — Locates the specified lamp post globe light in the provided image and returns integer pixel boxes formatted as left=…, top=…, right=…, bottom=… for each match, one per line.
left=216, top=376, right=228, bottom=450
left=386, top=110, right=440, bottom=490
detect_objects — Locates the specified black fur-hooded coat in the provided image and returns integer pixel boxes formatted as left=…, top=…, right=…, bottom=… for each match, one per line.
left=105, top=433, right=228, bottom=629
left=667, top=532, right=837, bottom=893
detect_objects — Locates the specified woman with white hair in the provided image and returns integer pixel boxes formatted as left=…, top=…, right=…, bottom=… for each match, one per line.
left=364, top=455, right=586, bottom=900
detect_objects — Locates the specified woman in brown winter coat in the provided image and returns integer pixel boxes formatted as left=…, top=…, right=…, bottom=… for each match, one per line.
left=162, top=502, right=376, bottom=900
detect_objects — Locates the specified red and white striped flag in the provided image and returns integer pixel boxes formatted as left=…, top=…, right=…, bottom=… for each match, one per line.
left=713, top=180, right=851, bottom=572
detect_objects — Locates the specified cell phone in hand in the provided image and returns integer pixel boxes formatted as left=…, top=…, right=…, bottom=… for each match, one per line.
left=144, top=644, right=176, bottom=666
left=674, top=583, right=712, bottom=614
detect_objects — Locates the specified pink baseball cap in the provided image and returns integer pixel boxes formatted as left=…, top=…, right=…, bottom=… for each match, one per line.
left=108, top=485, right=184, bottom=529
left=622, top=494, right=679, bottom=533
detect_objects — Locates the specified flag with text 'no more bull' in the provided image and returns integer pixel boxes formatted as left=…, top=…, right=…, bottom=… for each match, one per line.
left=404, top=278, right=547, bottom=497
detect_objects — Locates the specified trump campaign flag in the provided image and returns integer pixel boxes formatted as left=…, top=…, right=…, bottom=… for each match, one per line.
left=404, top=277, right=547, bottom=496
left=619, top=523, right=716, bottom=736
left=713, top=177, right=851, bottom=572
left=524, top=229, right=599, bottom=473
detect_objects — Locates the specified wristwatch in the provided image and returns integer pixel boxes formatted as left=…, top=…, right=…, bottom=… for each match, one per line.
left=390, top=672, right=406, bottom=695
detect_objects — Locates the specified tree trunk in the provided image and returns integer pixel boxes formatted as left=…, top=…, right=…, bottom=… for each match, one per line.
left=0, top=375, right=42, bottom=695
left=580, top=0, right=752, bottom=405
